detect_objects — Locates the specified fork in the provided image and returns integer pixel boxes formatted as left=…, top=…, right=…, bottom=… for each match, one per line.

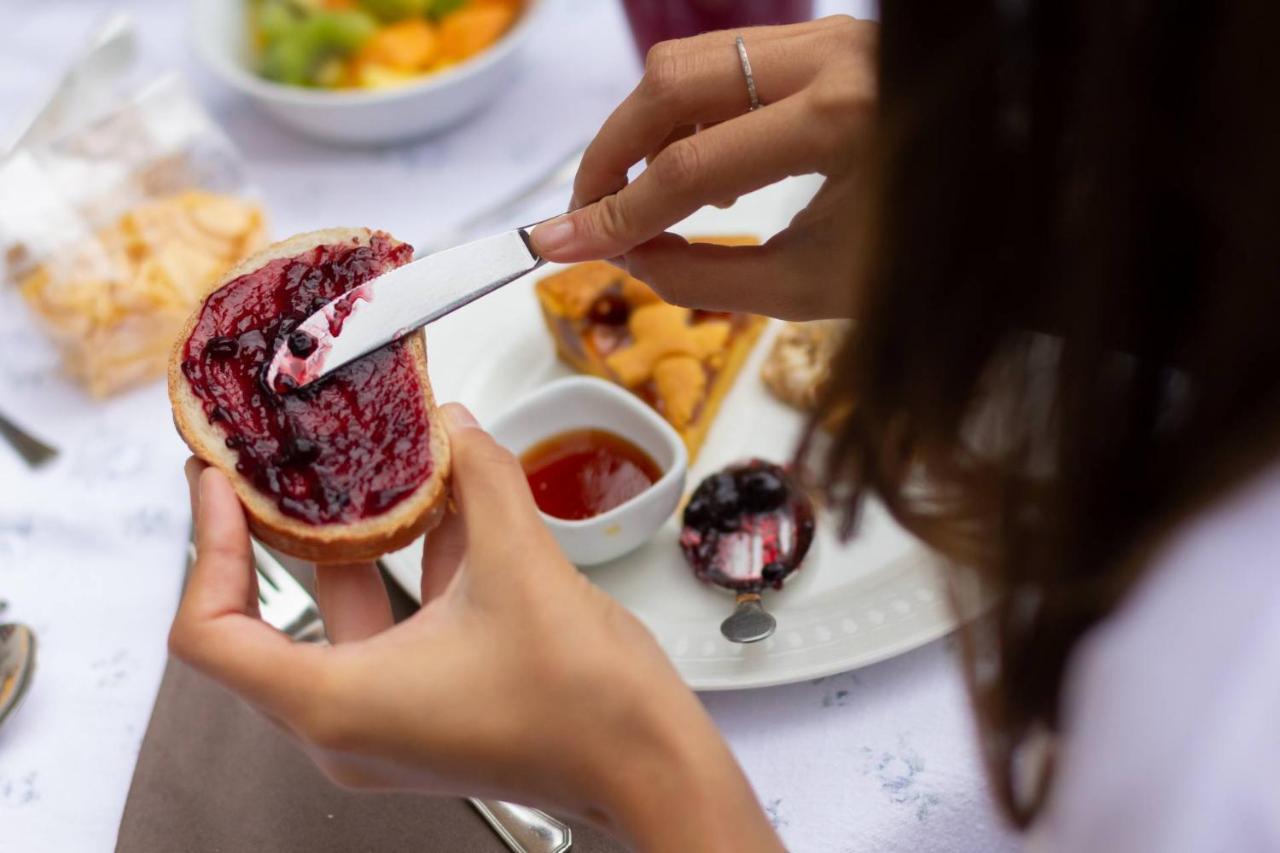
left=246, top=543, right=573, bottom=853
left=249, top=541, right=326, bottom=643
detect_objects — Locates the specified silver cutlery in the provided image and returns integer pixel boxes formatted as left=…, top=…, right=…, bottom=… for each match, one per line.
left=233, top=543, right=572, bottom=853
left=266, top=143, right=585, bottom=393
left=0, top=412, right=58, bottom=468
left=721, top=593, right=777, bottom=644
left=266, top=224, right=546, bottom=392
left=0, top=601, right=37, bottom=732
left=249, top=541, right=327, bottom=643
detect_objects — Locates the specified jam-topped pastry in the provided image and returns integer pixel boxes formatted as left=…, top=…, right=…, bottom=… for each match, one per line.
left=535, top=241, right=767, bottom=461
left=679, top=459, right=816, bottom=593
left=679, top=459, right=816, bottom=643
left=169, top=227, right=450, bottom=563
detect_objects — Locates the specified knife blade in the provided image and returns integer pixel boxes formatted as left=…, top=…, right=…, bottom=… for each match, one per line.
left=265, top=226, right=543, bottom=393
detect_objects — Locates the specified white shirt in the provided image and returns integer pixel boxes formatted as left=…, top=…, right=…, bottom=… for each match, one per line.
left=1031, top=459, right=1280, bottom=851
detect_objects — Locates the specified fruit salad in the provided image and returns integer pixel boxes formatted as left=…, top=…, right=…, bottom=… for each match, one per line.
left=251, top=0, right=523, bottom=90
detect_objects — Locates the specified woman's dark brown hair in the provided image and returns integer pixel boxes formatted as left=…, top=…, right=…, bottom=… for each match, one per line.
left=812, top=0, right=1280, bottom=826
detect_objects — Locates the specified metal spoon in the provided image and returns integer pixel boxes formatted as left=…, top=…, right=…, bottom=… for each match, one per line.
left=682, top=462, right=815, bottom=644
left=0, top=602, right=36, bottom=730
left=721, top=592, right=777, bottom=643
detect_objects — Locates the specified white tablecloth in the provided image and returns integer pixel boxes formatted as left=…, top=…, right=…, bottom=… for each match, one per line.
left=0, top=2, right=1017, bottom=851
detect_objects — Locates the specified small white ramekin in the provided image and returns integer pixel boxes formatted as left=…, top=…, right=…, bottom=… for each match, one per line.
left=487, top=376, right=688, bottom=566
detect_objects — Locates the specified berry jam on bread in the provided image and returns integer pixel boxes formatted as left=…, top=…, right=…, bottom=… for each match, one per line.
left=169, top=228, right=450, bottom=563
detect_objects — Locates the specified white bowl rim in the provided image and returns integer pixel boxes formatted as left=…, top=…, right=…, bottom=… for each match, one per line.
left=192, top=0, right=544, bottom=107
left=488, top=376, right=689, bottom=531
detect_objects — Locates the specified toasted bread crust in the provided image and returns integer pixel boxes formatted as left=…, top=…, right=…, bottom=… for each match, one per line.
left=168, top=228, right=450, bottom=563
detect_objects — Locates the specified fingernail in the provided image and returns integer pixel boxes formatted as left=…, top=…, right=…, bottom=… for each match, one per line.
left=531, top=214, right=576, bottom=256
left=442, top=403, right=479, bottom=430
left=198, top=467, right=219, bottom=502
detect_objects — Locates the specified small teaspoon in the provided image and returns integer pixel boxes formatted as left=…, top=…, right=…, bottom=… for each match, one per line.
left=0, top=602, right=36, bottom=731
left=721, top=592, right=778, bottom=643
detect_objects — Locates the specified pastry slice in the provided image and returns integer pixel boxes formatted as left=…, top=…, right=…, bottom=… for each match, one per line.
left=535, top=243, right=766, bottom=460
left=760, top=319, right=853, bottom=428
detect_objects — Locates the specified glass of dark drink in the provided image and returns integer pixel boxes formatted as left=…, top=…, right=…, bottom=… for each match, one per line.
left=620, top=0, right=816, bottom=57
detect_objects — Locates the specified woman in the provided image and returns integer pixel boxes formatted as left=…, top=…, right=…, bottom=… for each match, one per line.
left=171, top=6, right=1280, bottom=850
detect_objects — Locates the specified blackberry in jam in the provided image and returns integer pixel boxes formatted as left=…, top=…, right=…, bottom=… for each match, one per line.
left=739, top=467, right=787, bottom=513
left=679, top=459, right=815, bottom=593
left=204, top=336, right=239, bottom=359
left=287, top=330, right=318, bottom=358
left=278, top=436, right=320, bottom=466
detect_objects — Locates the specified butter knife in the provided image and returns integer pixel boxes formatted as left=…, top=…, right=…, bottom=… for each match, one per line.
left=266, top=226, right=543, bottom=393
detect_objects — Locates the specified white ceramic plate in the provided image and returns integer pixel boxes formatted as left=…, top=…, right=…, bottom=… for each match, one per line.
left=382, top=176, right=974, bottom=690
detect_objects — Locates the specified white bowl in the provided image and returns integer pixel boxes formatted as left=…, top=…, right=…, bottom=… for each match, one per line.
left=190, top=0, right=543, bottom=144
left=488, top=377, right=689, bottom=567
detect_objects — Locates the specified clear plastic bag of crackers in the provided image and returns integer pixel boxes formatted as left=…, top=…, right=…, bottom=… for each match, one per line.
left=0, top=73, right=268, bottom=398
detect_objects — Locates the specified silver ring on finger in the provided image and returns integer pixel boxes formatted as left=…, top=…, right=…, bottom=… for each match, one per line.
left=735, top=35, right=762, bottom=112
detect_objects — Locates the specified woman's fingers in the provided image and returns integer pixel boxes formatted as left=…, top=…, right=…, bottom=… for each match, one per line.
left=186, top=467, right=257, bottom=619
left=624, top=234, right=837, bottom=319
left=170, top=467, right=327, bottom=722
left=621, top=234, right=783, bottom=314
left=645, top=125, right=696, bottom=167
left=438, top=403, right=564, bottom=575
left=571, top=23, right=838, bottom=209
left=184, top=456, right=206, bottom=510
left=184, top=457, right=260, bottom=617
left=623, top=179, right=862, bottom=320
left=420, top=506, right=467, bottom=603
left=534, top=92, right=836, bottom=263
left=314, top=562, right=393, bottom=643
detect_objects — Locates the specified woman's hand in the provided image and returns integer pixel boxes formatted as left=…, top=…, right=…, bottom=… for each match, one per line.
left=170, top=404, right=783, bottom=852
left=530, top=16, right=877, bottom=320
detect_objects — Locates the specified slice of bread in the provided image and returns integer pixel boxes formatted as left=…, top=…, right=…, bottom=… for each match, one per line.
left=168, top=228, right=450, bottom=563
